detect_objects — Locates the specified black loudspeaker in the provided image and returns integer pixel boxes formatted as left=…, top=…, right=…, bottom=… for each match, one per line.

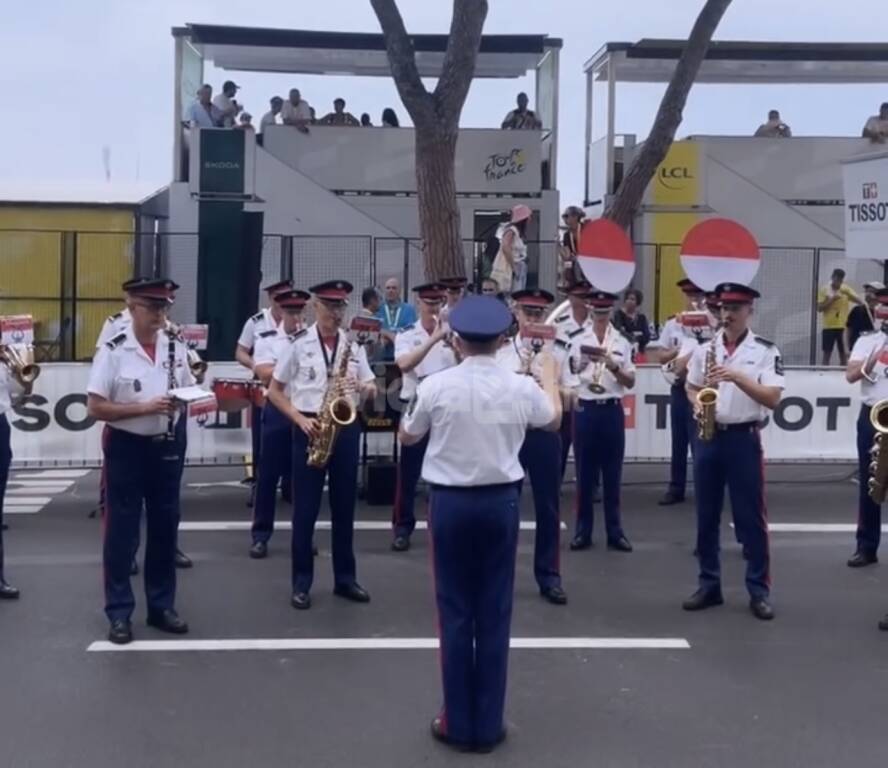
left=364, top=460, right=397, bottom=506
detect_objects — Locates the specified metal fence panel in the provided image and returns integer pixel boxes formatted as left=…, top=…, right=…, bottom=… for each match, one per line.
left=291, top=236, right=373, bottom=316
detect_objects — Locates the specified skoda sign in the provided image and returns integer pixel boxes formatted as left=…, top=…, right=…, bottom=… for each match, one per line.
left=199, top=130, right=246, bottom=195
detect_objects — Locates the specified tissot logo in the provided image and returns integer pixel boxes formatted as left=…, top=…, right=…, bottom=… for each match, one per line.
left=658, top=166, right=694, bottom=190
left=204, top=161, right=241, bottom=170
left=863, top=182, right=879, bottom=200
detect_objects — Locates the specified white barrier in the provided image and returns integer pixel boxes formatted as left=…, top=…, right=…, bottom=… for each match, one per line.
left=7, top=364, right=859, bottom=467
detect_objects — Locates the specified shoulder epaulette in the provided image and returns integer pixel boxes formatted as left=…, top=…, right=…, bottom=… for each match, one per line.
left=258, top=329, right=277, bottom=338
left=861, top=330, right=878, bottom=337
left=554, top=338, right=569, bottom=349
left=567, top=327, right=585, bottom=339
left=250, top=312, right=264, bottom=323
left=398, top=323, right=415, bottom=333
left=754, top=336, right=775, bottom=348
left=288, top=329, right=308, bottom=342
left=554, top=314, right=569, bottom=324
left=109, top=311, right=123, bottom=321
left=105, top=333, right=127, bottom=349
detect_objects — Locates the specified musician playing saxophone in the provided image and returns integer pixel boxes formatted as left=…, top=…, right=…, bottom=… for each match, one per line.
left=683, top=283, right=783, bottom=622
left=266, top=281, right=377, bottom=611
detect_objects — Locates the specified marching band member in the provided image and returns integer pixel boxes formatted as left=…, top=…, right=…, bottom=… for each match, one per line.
left=235, top=278, right=294, bottom=495
left=845, top=287, right=888, bottom=571
left=496, top=288, right=576, bottom=604
left=650, top=278, right=709, bottom=506
left=249, top=289, right=310, bottom=559
left=553, top=282, right=592, bottom=482
left=0, top=342, right=36, bottom=600
left=684, top=283, right=783, bottom=621
left=569, top=290, right=635, bottom=553
left=86, top=278, right=194, bottom=645
left=267, top=281, right=377, bottom=610
left=399, top=295, right=561, bottom=752
left=391, top=283, right=456, bottom=552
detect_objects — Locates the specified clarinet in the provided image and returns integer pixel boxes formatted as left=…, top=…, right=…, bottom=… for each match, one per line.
left=165, top=326, right=177, bottom=441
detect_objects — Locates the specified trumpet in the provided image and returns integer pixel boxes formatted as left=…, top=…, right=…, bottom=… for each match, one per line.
left=0, top=344, right=40, bottom=387
left=868, top=399, right=888, bottom=504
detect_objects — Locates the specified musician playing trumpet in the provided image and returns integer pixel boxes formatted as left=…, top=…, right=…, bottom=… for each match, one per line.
left=568, top=289, right=635, bottom=554
left=845, top=286, right=888, bottom=576
left=683, top=283, right=783, bottom=622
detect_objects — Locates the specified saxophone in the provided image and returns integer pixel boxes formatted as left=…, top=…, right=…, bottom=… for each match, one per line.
left=696, top=335, right=719, bottom=442
left=868, top=400, right=888, bottom=504
left=307, top=337, right=357, bottom=469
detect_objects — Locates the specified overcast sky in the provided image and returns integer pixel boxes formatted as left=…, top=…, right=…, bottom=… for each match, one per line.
left=1, top=0, right=885, bottom=205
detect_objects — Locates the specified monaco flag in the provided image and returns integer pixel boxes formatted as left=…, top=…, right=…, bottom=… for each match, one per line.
left=576, top=218, right=636, bottom=293
left=680, top=218, right=760, bottom=291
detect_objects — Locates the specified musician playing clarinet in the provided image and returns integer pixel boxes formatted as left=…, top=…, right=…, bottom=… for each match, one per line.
left=87, top=278, right=195, bottom=645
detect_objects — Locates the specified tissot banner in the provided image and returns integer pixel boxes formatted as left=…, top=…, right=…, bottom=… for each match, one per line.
left=842, top=152, right=888, bottom=260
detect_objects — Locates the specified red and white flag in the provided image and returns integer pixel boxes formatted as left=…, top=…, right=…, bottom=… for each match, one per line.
left=576, top=219, right=636, bottom=294
left=680, top=218, right=760, bottom=291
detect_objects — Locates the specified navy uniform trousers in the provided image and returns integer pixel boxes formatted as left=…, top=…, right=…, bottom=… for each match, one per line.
left=291, top=419, right=361, bottom=594
left=252, top=402, right=294, bottom=545
left=518, top=429, right=562, bottom=591
left=856, top=404, right=882, bottom=556
left=0, top=415, right=11, bottom=581
left=429, top=482, right=520, bottom=748
left=559, top=410, right=573, bottom=481
left=250, top=403, right=263, bottom=480
left=694, top=425, right=770, bottom=599
left=574, top=401, right=626, bottom=544
left=668, top=382, right=694, bottom=496
left=103, top=426, right=184, bottom=622
left=392, top=431, right=430, bottom=539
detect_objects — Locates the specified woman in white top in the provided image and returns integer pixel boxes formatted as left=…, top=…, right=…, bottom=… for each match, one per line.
left=489, top=204, right=532, bottom=294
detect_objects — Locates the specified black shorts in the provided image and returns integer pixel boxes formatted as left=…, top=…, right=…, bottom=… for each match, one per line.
left=822, top=328, right=846, bottom=356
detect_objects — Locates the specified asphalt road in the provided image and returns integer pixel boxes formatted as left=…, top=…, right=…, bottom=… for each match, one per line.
left=1, top=462, right=886, bottom=768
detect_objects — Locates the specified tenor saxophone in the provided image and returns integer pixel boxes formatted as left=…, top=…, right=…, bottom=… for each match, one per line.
left=307, top=338, right=357, bottom=469
left=696, top=337, right=719, bottom=442
left=868, top=399, right=888, bottom=504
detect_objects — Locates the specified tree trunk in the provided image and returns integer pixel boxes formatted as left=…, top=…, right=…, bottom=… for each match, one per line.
left=371, top=0, right=488, bottom=280
left=604, top=0, right=733, bottom=230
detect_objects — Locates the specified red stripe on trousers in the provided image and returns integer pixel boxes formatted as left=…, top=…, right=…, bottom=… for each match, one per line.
left=757, top=429, right=771, bottom=588
left=426, top=496, right=447, bottom=735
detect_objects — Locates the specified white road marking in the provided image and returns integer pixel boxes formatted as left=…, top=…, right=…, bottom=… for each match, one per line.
left=767, top=523, right=885, bottom=533
left=4, top=505, right=45, bottom=514
left=3, top=495, right=52, bottom=504
left=187, top=481, right=249, bottom=490
left=11, top=470, right=90, bottom=479
left=87, top=637, right=691, bottom=653
left=178, top=521, right=567, bottom=532
left=7, top=480, right=73, bottom=488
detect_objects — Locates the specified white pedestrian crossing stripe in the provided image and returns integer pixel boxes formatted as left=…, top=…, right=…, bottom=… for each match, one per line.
left=3, top=469, right=91, bottom=515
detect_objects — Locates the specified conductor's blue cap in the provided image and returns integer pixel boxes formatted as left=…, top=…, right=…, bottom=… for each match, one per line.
left=449, top=295, right=514, bottom=342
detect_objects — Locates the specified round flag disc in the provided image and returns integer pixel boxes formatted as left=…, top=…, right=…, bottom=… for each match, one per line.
left=576, top=219, right=636, bottom=293
left=680, top=219, right=760, bottom=291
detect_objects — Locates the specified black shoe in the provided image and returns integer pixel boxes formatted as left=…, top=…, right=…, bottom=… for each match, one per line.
left=0, top=580, right=20, bottom=600
left=108, top=620, right=133, bottom=645
left=130, top=559, right=139, bottom=576
left=682, top=588, right=724, bottom=612
left=848, top=551, right=878, bottom=568
left=749, top=597, right=775, bottom=621
left=1, top=522, right=7, bottom=530
left=569, top=536, right=592, bottom=551
left=541, top=586, right=568, bottom=605
left=146, top=609, right=189, bottom=634
left=430, top=717, right=473, bottom=753
left=334, top=582, right=371, bottom=603
left=312, top=543, right=319, bottom=557
left=391, top=535, right=410, bottom=552
left=249, top=541, right=268, bottom=559
left=174, top=548, right=193, bottom=569
left=607, top=536, right=633, bottom=553
left=475, top=729, right=508, bottom=754
left=291, top=591, right=311, bottom=610
left=879, top=614, right=888, bottom=631
left=658, top=490, right=685, bottom=506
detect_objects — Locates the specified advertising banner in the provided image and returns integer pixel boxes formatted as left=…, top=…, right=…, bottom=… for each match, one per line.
left=842, top=152, right=888, bottom=260
left=7, top=364, right=860, bottom=467
left=1, top=315, right=35, bottom=345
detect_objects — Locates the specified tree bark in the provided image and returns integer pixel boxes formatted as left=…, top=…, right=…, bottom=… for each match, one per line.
left=604, top=0, right=733, bottom=230
left=371, top=0, right=489, bottom=280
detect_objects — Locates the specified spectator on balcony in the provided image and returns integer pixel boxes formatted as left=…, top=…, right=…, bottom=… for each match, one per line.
left=259, top=96, right=284, bottom=137
left=489, top=205, right=532, bottom=294
left=282, top=89, right=312, bottom=133
left=319, top=98, right=361, bottom=127
left=361, top=113, right=373, bottom=127
left=481, top=278, right=499, bottom=297
left=501, top=92, right=542, bottom=130
left=863, top=103, right=888, bottom=143
left=818, top=268, right=862, bottom=366
left=375, top=277, right=417, bottom=361
left=754, top=110, right=792, bottom=138
left=613, top=288, right=652, bottom=360
left=381, top=108, right=400, bottom=128
left=846, top=281, right=883, bottom=352
left=212, top=81, right=242, bottom=128
left=188, top=84, right=223, bottom=129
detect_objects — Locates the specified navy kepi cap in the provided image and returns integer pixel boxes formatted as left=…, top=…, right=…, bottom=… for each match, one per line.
left=586, top=290, right=618, bottom=309
left=714, top=282, right=760, bottom=303
left=264, top=278, right=294, bottom=295
left=412, top=282, right=447, bottom=301
left=677, top=278, right=704, bottom=294
left=310, top=280, right=353, bottom=302
left=122, top=277, right=178, bottom=304
left=276, top=289, right=311, bottom=309
left=449, top=296, right=513, bottom=342
left=441, top=276, right=468, bottom=290
left=512, top=288, right=555, bottom=308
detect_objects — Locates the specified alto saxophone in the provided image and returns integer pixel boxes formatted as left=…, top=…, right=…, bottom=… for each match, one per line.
left=307, top=338, right=357, bottom=469
left=0, top=344, right=40, bottom=387
left=166, top=322, right=207, bottom=383
left=868, top=399, right=888, bottom=504
left=696, top=336, right=719, bottom=442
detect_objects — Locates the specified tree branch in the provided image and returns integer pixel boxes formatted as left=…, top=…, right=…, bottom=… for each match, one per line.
left=370, top=0, right=434, bottom=124
left=434, top=0, right=489, bottom=120
left=604, top=0, right=733, bottom=229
